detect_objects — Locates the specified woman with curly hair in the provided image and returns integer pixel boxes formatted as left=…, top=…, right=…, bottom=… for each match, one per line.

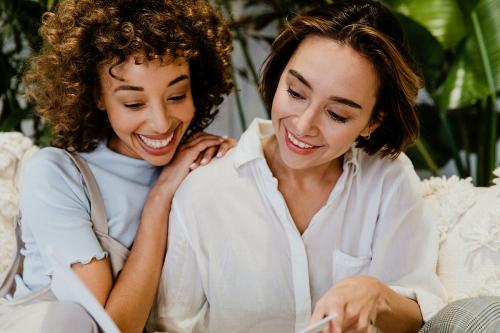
left=0, top=0, right=233, bottom=332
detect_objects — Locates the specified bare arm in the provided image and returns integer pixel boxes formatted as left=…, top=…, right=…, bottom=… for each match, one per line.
left=376, top=281, right=422, bottom=333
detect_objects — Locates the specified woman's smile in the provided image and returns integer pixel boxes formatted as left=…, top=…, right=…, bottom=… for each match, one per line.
left=284, top=127, right=322, bottom=155
left=135, top=126, right=178, bottom=156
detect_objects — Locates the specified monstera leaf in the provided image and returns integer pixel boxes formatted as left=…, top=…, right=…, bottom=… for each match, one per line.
left=389, top=0, right=467, bottom=50
left=395, top=13, right=446, bottom=92
left=439, top=0, right=500, bottom=111
left=438, top=37, right=490, bottom=111
left=473, top=0, right=500, bottom=93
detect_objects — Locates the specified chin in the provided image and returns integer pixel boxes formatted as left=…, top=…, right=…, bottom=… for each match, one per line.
left=279, top=153, right=308, bottom=170
left=144, top=154, right=174, bottom=167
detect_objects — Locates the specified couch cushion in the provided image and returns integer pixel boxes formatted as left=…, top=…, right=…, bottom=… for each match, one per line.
left=0, top=132, right=38, bottom=279
left=422, top=169, right=500, bottom=302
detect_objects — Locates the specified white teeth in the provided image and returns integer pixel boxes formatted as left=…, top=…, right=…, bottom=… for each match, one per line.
left=287, top=131, right=314, bottom=149
left=138, top=133, right=173, bottom=149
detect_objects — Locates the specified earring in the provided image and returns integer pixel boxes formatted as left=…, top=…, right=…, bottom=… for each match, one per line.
left=364, top=132, right=371, bottom=140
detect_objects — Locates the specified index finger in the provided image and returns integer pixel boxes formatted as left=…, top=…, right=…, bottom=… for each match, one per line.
left=323, top=300, right=344, bottom=333
left=298, top=312, right=338, bottom=333
left=310, top=300, right=327, bottom=324
left=329, top=305, right=344, bottom=333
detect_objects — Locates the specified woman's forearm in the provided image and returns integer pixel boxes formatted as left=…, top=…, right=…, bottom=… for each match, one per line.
left=104, top=191, right=171, bottom=333
left=376, top=282, right=423, bottom=333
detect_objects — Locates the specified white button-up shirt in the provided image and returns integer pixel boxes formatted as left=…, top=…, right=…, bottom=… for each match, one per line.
left=148, top=119, right=446, bottom=333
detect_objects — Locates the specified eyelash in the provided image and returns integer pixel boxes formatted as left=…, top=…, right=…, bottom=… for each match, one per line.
left=124, top=94, right=186, bottom=109
left=287, top=88, right=303, bottom=100
left=287, top=87, right=348, bottom=123
left=168, top=94, right=186, bottom=102
left=327, top=111, right=348, bottom=123
left=124, top=103, right=143, bottom=110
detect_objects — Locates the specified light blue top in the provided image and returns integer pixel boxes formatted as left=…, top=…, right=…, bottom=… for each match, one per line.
left=14, top=141, right=160, bottom=298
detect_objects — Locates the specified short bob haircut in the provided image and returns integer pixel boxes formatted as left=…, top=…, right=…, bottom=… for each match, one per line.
left=260, top=0, right=422, bottom=158
left=24, top=0, right=233, bottom=152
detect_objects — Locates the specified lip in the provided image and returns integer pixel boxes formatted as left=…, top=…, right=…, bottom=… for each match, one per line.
left=136, top=126, right=179, bottom=156
left=284, top=127, right=321, bottom=155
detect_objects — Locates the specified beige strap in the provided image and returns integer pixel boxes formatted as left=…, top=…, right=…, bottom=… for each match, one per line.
left=64, top=152, right=109, bottom=235
left=0, top=216, right=23, bottom=298
left=1, top=150, right=131, bottom=299
left=64, top=151, right=129, bottom=277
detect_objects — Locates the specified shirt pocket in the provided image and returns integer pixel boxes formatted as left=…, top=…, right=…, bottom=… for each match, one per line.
left=332, top=248, right=372, bottom=283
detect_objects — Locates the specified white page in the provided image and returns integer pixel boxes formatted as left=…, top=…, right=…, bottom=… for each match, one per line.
left=47, top=247, right=121, bottom=333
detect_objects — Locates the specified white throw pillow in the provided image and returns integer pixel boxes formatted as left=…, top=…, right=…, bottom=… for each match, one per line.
left=422, top=168, right=500, bottom=302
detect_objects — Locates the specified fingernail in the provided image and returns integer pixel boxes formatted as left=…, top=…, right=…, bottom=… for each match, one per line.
left=216, top=152, right=223, bottom=158
left=222, top=135, right=228, bottom=139
left=200, top=158, right=208, bottom=165
left=190, top=163, right=198, bottom=170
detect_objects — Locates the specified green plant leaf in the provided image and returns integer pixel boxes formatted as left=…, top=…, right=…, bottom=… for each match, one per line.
left=47, top=0, right=55, bottom=11
left=396, top=13, right=445, bottom=91
left=0, top=93, right=25, bottom=132
left=456, top=0, right=481, bottom=14
left=438, top=37, right=489, bottom=111
left=391, top=0, right=467, bottom=50
left=438, top=0, right=500, bottom=111
left=473, top=0, right=500, bottom=93
left=406, top=104, right=454, bottom=169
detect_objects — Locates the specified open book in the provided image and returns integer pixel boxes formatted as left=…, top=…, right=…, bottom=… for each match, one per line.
left=47, top=247, right=121, bottom=333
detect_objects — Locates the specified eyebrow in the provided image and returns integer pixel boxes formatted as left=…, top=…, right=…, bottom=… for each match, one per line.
left=288, top=69, right=363, bottom=110
left=168, top=74, right=189, bottom=87
left=114, top=85, right=143, bottom=92
left=113, top=74, right=189, bottom=92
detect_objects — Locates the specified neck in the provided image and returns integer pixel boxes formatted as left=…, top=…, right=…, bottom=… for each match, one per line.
left=262, top=135, right=343, bottom=188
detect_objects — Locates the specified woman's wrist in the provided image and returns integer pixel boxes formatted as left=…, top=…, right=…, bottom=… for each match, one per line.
left=142, top=186, right=174, bottom=219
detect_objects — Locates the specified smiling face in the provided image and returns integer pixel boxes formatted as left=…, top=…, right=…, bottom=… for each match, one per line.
left=270, top=35, right=380, bottom=172
left=97, top=56, right=195, bottom=166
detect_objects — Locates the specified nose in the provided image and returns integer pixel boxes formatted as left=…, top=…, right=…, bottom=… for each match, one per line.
left=148, top=102, right=171, bottom=133
left=294, top=104, right=320, bottom=137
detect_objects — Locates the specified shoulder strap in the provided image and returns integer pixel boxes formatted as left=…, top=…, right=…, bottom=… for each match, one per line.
left=64, top=150, right=129, bottom=277
left=64, top=151, right=108, bottom=235
left=1, top=150, right=128, bottom=299
left=0, top=215, right=23, bottom=298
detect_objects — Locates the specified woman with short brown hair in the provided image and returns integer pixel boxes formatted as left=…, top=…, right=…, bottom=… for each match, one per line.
left=151, top=1, right=446, bottom=332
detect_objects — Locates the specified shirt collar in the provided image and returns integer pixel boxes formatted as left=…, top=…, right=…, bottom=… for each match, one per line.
left=233, top=117, right=360, bottom=175
left=233, top=118, right=271, bottom=169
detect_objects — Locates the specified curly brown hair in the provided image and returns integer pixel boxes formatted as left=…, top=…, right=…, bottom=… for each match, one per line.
left=24, top=0, right=233, bottom=152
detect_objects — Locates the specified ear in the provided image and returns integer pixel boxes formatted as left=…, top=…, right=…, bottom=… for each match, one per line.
left=94, top=88, right=106, bottom=111
left=96, top=98, right=105, bottom=111
left=360, top=110, right=385, bottom=137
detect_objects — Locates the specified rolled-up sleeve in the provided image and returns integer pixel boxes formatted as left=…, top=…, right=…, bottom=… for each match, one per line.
left=369, top=165, right=447, bottom=322
left=19, top=148, right=107, bottom=274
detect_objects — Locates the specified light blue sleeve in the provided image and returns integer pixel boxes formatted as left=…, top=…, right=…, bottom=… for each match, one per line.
left=19, top=148, right=107, bottom=274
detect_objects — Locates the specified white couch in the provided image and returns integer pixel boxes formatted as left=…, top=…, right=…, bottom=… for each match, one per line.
left=0, top=132, right=38, bottom=277
left=1, top=132, right=499, bottom=304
